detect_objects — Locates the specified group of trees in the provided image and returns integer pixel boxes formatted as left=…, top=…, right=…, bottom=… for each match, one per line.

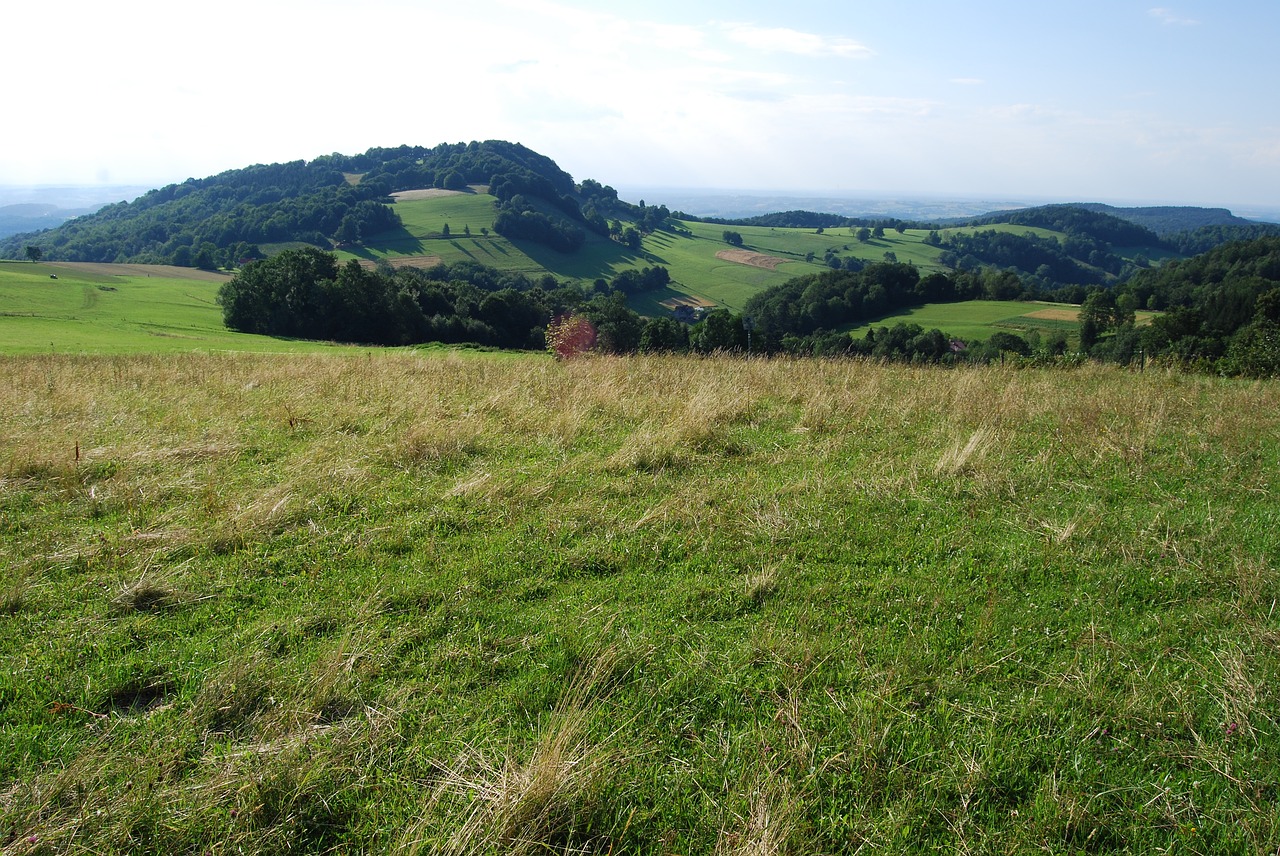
left=742, top=262, right=977, bottom=349
left=492, top=195, right=586, bottom=253
left=1093, top=235, right=1280, bottom=375
left=218, top=250, right=689, bottom=354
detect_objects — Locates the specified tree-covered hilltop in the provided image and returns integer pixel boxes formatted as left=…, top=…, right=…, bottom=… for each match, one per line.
left=0, top=141, right=630, bottom=266
left=959, top=204, right=1163, bottom=247
left=1073, top=202, right=1262, bottom=237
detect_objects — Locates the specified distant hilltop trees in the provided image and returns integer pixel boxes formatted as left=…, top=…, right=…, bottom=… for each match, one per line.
left=0, top=141, right=671, bottom=267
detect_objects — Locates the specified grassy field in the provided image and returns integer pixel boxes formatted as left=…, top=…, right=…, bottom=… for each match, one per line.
left=2, top=351, right=1277, bottom=854
left=0, top=261, right=369, bottom=356
left=846, top=300, right=1160, bottom=342
left=341, top=192, right=955, bottom=312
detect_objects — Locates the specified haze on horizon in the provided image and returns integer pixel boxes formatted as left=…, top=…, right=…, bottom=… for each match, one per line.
left=7, top=0, right=1279, bottom=212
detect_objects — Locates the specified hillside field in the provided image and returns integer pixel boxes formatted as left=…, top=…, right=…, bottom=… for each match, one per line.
left=844, top=300, right=1159, bottom=343
left=0, top=261, right=371, bottom=355
left=1, top=351, right=1277, bottom=853
left=342, top=191, right=954, bottom=312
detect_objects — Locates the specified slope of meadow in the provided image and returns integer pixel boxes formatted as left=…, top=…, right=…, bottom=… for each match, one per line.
left=344, top=192, right=951, bottom=312
left=0, top=262, right=367, bottom=355
left=2, top=352, right=1276, bottom=854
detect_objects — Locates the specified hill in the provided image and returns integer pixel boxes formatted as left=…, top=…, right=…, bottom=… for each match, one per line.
left=0, top=141, right=595, bottom=270
left=0, top=143, right=1174, bottom=304
left=1074, top=202, right=1263, bottom=236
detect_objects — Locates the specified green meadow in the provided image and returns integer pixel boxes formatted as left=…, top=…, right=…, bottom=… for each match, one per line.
left=0, top=262, right=365, bottom=355
left=341, top=191, right=952, bottom=312
left=844, top=300, right=1079, bottom=341
left=2, top=351, right=1277, bottom=853
left=845, top=301, right=1159, bottom=343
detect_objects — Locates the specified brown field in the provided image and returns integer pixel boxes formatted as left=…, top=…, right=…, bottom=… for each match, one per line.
left=391, top=188, right=466, bottom=201
left=715, top=249, right=788, bottom=270
left=1023, top=307, right=1157, bottom=326
left=44, top=262, right=231, bottom=282
left=391, top=185, right=488, bottom=201
left=356, top=255, right=442, bottom=270
left=659, top=294, right=716, bottom=310
left=1023, top=308, right=1080, bottom=322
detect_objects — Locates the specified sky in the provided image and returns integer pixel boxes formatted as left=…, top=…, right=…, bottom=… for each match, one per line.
left=7, top=0, right=1280, bottom=210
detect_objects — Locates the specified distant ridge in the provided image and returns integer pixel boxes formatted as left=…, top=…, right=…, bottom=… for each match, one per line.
left=1072, top=203, right=1259, bottom=237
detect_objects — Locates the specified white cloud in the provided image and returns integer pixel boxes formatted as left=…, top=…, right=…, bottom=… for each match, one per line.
left=1149, top=7, right=1200, bottom=26
left=722, top=24, right=874, bottom=59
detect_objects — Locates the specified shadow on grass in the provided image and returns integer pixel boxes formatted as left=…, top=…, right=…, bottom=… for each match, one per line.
left=624, top=285, right=715, bottom=318
left=359, top=225, right=428, bottom=255
left=512, top=234, right=640, bottom=281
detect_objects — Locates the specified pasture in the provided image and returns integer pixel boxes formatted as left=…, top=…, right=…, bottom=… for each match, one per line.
left=2, top=350, right=1277, bottom=853
left=845, top=299, right=1159, bottom=342
left=0, top=261, right=366, bottom=355
left=345, top=190, right=957, bottom=311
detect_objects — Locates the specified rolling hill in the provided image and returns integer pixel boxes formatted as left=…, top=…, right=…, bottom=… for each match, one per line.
left=0, top=142, right=1182, bottom=310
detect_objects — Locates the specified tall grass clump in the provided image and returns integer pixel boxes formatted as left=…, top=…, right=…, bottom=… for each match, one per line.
left=1, top=351, right=1277, bottom=853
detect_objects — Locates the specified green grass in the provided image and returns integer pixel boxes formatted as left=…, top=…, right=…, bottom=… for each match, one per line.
left=0, top=261, right=370, bottom=355
left=846, top=299, right=1159, bottom=342
left=845, top=300, right=1079, bottom=340
left=939, top=223, right=1063, bottom=241
left=340, top=191, right=953, bottom=312
left=2, top=351, right=1277, bottom=853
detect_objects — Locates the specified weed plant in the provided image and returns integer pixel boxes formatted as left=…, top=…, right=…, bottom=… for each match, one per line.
left=1, top=352, right=1277, bottom=853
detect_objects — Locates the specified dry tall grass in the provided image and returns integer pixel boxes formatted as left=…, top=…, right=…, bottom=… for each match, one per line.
left=2, top=351, right=1277, bottom=853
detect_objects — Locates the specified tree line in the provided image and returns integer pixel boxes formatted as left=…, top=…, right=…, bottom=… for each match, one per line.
left=218, top=250, right=702, bottom=353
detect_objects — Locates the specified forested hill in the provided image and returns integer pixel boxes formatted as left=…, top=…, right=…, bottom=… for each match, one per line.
left=687, top=203, right=1162, bottom=246
left=0, top=141, right=626, bottom=266
left=957, top=204, right=1161, bottom=247
left=1073, top=203, right=1260, bottom=236
left=956, top=203, right=1280, bottom=258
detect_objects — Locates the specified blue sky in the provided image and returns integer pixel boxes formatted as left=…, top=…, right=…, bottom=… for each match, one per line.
left=7, top=0, right=1279, bottom=209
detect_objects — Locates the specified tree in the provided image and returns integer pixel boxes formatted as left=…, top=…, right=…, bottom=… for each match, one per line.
left=691, top=308, right=748, bottom=353
left=988, top=331, right=1031, bottom=357
left=722, top=231, right=744, bottom=247
left=442, top=223, right=451, bottom=237
left=546, top=313, right=597, bottom=359
left=856, top=227, right=871, bottom=243
left=24, top=245, right=42, bottom=263
left=1079, top=290, right=1118, bottom=333
left=193, top=242, right=219, bottom=271
left=640, top=316, right=690, bottom=353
